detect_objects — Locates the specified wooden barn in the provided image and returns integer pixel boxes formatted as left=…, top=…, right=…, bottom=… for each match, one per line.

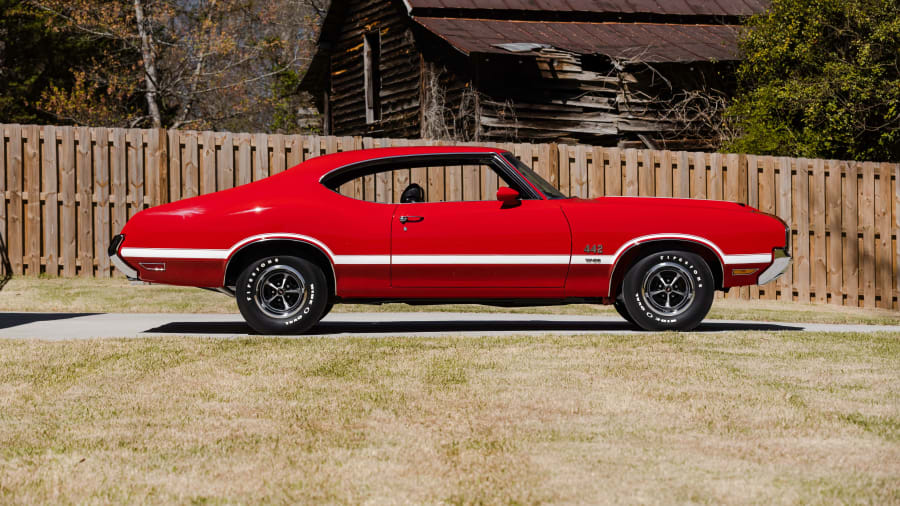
left=300, top=0, right=768, bottom=148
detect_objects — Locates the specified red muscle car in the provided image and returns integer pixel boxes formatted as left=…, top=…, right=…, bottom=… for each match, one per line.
left=109, top=146, right=791, bottom=333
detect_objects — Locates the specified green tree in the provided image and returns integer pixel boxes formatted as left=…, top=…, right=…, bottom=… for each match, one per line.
left=0, top=0, right=116, bottom=124
left=726, top=0, right=900, bottom=162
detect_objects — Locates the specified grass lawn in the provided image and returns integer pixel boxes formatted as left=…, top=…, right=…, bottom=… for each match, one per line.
left=0, top=332, right=898, bottom=503
left=2, top=277, right=899, bottom=325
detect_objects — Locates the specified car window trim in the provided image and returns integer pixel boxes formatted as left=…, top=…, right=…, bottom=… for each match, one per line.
left=319, top=152, right=544, bottom=201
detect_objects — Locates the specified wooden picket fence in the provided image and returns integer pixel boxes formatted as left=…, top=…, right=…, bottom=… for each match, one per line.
left=1, top=123, right=898, bottom=309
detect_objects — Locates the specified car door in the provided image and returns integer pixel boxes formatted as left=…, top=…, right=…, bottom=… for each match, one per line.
left=390, top=199, right=572, bottom=288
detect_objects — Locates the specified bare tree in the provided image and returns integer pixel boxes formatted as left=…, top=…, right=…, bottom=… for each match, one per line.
left=30, top=0, right=324, bottom=131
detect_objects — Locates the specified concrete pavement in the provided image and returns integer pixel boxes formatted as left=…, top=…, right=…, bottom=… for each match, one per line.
left=0, top=311, right=897, bottom=340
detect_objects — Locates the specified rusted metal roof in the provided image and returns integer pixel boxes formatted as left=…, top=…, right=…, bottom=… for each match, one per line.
left=407, top=0, right=768, bottom=17
left=414, top=17, right=742, bottom=62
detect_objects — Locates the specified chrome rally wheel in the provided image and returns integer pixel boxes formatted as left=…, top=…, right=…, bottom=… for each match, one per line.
left=640, top=262, right=696, bottom=317
left=255, top=265, right=308, bottom=319
left=621, top=250, right=714, bottom=331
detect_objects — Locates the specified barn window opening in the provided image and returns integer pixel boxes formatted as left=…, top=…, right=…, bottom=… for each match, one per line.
left=363, top=31, right=381, bottom=123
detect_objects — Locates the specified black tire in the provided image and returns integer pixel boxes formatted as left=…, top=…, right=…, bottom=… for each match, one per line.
left=613, top=295, right=637, bottom=325
left=620, top=250, right=714, bottom=331
left=236, top=255, right=328, bottom=334
left=321, top=300, right=335, bottom=319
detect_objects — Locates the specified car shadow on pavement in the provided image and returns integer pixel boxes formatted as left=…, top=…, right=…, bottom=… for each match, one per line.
left=145, top=319, right=804, bottom=336
left=0, top=313, right=99, bottom=330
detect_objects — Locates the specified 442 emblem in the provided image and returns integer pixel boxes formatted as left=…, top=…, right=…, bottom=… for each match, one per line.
left=583, top=244, right=603, bottom=254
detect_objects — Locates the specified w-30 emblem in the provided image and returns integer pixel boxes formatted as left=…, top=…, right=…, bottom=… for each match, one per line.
left=583, top=244, right=603, bottom=254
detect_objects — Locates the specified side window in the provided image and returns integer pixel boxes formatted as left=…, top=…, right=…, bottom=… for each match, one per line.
left=332, top=159, right=524, bottom=204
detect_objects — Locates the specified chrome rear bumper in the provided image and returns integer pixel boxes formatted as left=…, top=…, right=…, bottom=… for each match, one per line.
left=758, top=248, right=791, bottom=285
left=108, top=234, right=139, bottom=280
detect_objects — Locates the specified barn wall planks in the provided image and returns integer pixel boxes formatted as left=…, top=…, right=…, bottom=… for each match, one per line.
left=0, top=123, right=897, bottom=310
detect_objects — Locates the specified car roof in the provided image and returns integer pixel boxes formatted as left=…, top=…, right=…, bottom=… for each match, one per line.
left=291, top=145, right=509, bottom=179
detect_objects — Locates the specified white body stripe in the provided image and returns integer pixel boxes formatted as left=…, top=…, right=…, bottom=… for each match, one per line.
left=722, top=253, right=772, bottom=264
left=333, top=255, right=390, bottom=265
left=392, top=255, right=570, bottom=265
left=120, top=233, right=772, bottom=266
left=121, top=247, right=229, bottom=259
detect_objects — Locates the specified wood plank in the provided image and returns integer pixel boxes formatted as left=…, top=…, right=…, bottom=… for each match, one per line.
left=657, top=150, right=673, bottom=198
left=875, top=162, right=892, bottom=308
left=692, top=151, right=707, bottom=199
left=271, top=134, right=286, bottom=174
left=60, top=127, right=76, bottom=277
left=794, top=158, right=810, bottom=303
left=112, top=129, right=127, bottom=237
left=42, top=126, right=59, bottom=276
left=638, top=149, right=654, bottom=197
left=76, top=127, right=93, bottom=277
left=723, top=152, right=742, bottom=299
left=558, top=143, right=570, bottom=197
left=825, top=160, right=843, bottom=304
left=218, top=133, right=234, bottom=191
left=811, top=158, right=826, bottom=303
left=895, top=163, right=899, bottom=310
left=571, top=144, right=588, bottom=198
left=623, top=148, right=638, bottom=196
left=351, top=137, right=365, bottom=200
left=446, top=162, right=462, bottom=202
left=548, top=143, right=559, bottom=190
left=747, top=154, right=759, bottom=299
left=362, top=137, right=375, bottom=202
left=0, top=125, right=5, bottom=277
left=183, top=132, right=199, bottom=198
left=675, top=151, right=690, bottom=198
left=758, top=156, right=776, bottom=299
left=709, top=152, right=722, bottom=201
left=253, top=133, right=269, bottom=181
left=861, top=161, right=876, bottom=307
left=148, top=128, right=166, bottom=206
left=93, top=127, right=111, bottom=277
left=605, top=148, right=622, bottom=196
left=777, top=157, right=793, bottom=301
left=724, top=153, right=739, bottom=202
left=236, top=134, right=251, bottom=186
left=535, top=143, right=551, bottom=183
left=6, top=125, right=22, bottom=274
left=24, top=125, right=40, bottom=275
left=145, top=131, right=158, bottom=209
left=843, top=162, right=859, bottom=306
left=126, top=130, right=145, bottom=220
left=462, top=163, right=478, bottom=202
left=376, top=161, right=392, bottom=203
left=286, top=135, right=303, bottom=168
left=199, top=131, right=215, bottom=194
left=167, top=130, right=181, bottom=202
left=588, top=147, right=604, bottom=198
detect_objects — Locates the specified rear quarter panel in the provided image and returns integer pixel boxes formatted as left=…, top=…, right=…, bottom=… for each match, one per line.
left=561, top=197, right=787, bottom=297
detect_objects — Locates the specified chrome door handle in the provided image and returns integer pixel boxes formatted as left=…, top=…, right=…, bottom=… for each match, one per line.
left=399, top=215, right=424, bottom=224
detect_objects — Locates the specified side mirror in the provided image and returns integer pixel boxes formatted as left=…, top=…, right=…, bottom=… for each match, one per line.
left=496, top=186, right=520, bottom=207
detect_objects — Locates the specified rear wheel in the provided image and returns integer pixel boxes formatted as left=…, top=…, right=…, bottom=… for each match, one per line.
left=621, top=250, right=714, bottom=331
left=236, top=255, right=328, bottom=334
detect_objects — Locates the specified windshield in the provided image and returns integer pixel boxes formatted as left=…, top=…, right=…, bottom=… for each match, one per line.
left=502, top=153, right=567, bottom=199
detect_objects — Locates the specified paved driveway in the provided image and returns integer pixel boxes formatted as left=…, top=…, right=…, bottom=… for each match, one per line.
left=0, top=312, right=897, bottom=340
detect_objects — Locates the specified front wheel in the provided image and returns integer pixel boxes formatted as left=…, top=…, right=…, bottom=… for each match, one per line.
left=620, top=250, right=714, bottom=331
left=236, top=255, right=328, bottom=334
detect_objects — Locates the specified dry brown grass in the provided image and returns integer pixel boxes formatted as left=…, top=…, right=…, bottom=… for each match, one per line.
left=0, top=332, right=898, bottom=503
left=2, top=277, right=899, bottom=325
